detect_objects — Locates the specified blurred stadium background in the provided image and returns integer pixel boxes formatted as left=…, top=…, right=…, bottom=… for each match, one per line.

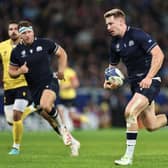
left=0, top=0, right=168, bottom=130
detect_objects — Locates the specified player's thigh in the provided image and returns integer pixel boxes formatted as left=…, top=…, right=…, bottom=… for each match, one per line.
left=40, top=78, right=59, bottom=108
left=125, top=92, right=149, bottom=117
left=40, top=89, right=56, bottom=108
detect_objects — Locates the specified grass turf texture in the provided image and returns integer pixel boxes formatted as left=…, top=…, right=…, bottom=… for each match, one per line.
left=0, top=128, right=168, bottom=168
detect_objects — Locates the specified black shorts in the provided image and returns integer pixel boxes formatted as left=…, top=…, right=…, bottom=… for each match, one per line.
left=58, top=98, right=76, bottom=107
left=4, top=86, right=32, bottom=105
left=31, top=78, right=59, bottom=106
left=130, top=79, right=161, bottom=104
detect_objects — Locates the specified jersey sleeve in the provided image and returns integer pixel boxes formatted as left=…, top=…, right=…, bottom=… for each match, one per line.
left=45, top=39, right=59, bottom=54
left=133, top=29, right=157, bottom=53
left=109, top=45, right=120, bottom=65
left=10, top=49, right=19, bottom=66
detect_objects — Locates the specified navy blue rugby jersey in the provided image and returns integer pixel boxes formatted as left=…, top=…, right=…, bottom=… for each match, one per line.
left=109, top=26, right=158, bottom=82
left=10, top=38, right=59, bottom=88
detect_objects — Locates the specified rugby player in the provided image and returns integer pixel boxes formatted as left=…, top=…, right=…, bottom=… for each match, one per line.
left=103, top=8, right=168, bottom=165
left=0, top=21, right=34, bottom=155
left=9, top=20, right=80, bottom=156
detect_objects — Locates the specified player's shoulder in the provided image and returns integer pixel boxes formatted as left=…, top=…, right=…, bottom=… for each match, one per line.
left=11, top=42, right=22, bottom=54
left=36, top=37, right=54, bottom=43
left=36, top=38, right=57, bottom=48
left=128, top=26, right=147, bottom=38
left=129, top=26, right=143, bottom=33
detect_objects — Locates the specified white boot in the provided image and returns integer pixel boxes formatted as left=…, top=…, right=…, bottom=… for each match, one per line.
left=114, top=155, right=133, bottom=165
left=70, top=138, right=80, bottom=156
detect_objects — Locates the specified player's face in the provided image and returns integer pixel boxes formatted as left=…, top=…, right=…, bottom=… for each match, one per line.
left=8, top=24, right=19, bottom=41
left=21, top=30, right=34, bottom=45
left=105, top=16, right=123, bottom=36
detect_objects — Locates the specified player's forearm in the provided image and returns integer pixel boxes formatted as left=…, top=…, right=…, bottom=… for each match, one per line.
left=56, top=47, right=67, bottom=73
left=58, top=54, right=67, bottom=73
left=146, top=46, right=164, bottom=78
left=58, top=55, right=67, bottom=72
left=8, top=67, right=22, bottom=78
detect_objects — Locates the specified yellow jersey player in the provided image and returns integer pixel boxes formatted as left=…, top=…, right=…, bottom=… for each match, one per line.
left=0, top=21, right=34, bottom=155
left=58, top=66, right=88, bottom=131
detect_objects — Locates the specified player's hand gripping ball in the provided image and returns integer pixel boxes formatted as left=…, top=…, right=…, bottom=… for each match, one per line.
left=104, top=67, right=124, bottom=87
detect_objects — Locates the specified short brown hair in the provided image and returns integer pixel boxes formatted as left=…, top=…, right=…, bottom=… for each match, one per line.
left=8, top=20, right=18, bottom=25
left=104, top=8, right=126, bottom=19
left=18, top=20, right=33, bottom=29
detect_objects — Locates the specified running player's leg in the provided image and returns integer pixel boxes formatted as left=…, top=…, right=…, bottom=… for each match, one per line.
left=38, top=105, right=80, bottom=156
left=9, top=99, right=28, bottom=155
left=21, top=104, right=35, bottom=121
left=57, top=104, right=80, bottom=156
left=4, top=99, right=34, bottom=125
left=57, top=104, right=74, bottom=131
left=115, top=79, right=162, bottom=165
left=37, top=77, right=80, bottom=155
left=140, top=101, right=168, bottom=131
left=115, top=93, right=149, bottom=165
left=40, top=110, right=61, bottom=135
left=40, top=89, right=72, bottom=145
left=8, top=86, right=31, bottom=155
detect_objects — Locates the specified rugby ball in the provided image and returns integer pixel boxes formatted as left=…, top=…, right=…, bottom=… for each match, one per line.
left=104, top=67, right=124, bottom=86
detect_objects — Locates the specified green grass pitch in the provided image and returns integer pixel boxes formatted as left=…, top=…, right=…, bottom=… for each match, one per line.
left=0, top=128, right=168, bottom=168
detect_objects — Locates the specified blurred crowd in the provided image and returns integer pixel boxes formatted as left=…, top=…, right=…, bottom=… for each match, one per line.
left=0, top=0, right=168, bottom=86
left=0, top=0, right=168, bottom=128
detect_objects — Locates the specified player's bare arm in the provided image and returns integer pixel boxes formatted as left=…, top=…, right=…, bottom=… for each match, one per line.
left=55, top=46, right=67, bottom=80
left=9, top=62, right=29, bottom=78
left=139, top=45, right=164, bottom=88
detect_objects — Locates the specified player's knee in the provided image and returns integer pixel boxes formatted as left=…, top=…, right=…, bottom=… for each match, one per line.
left=13, top=110, right=23, bottom=121
left=125, top=103, right=140, bottom=119
left=125, top=108, right=137, bottom=128
left=125, top=107, right=136, bottom=118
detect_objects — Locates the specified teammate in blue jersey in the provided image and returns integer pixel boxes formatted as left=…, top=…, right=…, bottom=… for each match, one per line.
left=9, top=20, right=80, bottom=156
left=103, top=8, right=168, bottom=165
